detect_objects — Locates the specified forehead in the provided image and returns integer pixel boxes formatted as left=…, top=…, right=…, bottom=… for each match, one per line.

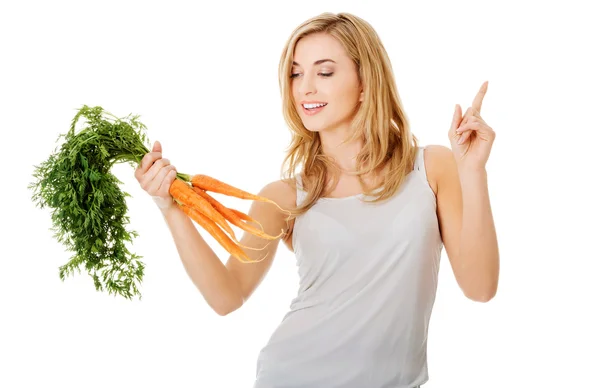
left=292, top=32, right=348, bottom=66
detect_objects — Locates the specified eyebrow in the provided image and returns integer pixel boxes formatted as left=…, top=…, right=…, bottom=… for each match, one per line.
left=292, top=59, right=337, bottom=66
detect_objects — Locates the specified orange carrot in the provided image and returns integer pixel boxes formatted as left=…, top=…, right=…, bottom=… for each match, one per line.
left=177, top=202, right=268, bottom=264
left=193, top=187, right=258, bottom=226
left=198, top=189, right=264, bottom=231
left=191, top=174, right=290, bottom=215
left=192, top=187, right=283, bottom=240
left=170, top=179, right=233, bottom=235
left=229, top=207, right=261, bottom=228
left=170, top=179, right=260, bottom=249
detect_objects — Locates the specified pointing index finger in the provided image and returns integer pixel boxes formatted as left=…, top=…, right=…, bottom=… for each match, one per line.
left=471, top=81, right=488, bottom=116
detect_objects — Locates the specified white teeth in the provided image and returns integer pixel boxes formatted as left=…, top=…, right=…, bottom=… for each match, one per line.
left=303, top=103, right=327, bottom=109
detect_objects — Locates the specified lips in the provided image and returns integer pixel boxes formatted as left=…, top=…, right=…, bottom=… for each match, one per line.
left=301, top=102, right=328, bottom=116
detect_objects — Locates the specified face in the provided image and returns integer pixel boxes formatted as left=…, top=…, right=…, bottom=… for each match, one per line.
left=291, top=32, right=363, bottom=133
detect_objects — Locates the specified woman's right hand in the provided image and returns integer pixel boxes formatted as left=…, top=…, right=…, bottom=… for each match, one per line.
left=135, top=140, right=179, bottom=211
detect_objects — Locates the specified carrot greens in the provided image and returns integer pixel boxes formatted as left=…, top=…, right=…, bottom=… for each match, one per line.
left=28, top=106, right=182, bottom=300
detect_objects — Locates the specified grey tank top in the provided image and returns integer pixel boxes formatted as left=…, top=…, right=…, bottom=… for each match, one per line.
left=254, top=146, right=443, bottom=388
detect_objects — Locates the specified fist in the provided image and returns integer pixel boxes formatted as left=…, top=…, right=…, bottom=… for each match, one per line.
left=135, top=140, right=178, bottom=210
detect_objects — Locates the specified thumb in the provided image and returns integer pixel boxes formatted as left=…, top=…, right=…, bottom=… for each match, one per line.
left=152, top=140, right=162, bottom=153
left=451, top=104, right=462, bottom=130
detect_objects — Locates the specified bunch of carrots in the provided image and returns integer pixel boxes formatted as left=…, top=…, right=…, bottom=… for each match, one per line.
left=169, top=174, right=288, bottom=263
left=29, top=105, right=288, bottom=299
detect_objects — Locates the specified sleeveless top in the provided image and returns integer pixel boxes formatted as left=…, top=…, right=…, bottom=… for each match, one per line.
left=253, top=146, right=443, bottom=388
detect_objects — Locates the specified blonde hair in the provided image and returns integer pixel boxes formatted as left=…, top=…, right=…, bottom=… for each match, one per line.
left=279, top=12, right=419, bottom=218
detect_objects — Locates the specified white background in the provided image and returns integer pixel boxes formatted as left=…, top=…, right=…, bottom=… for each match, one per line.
left=2, top=1, right=599, bottom=387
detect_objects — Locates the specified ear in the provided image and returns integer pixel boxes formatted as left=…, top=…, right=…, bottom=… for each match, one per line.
left=359, top=91, right=364, bottom=102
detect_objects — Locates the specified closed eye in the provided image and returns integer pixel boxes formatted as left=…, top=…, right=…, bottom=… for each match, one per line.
left=290, top=72, right=334, bottom=79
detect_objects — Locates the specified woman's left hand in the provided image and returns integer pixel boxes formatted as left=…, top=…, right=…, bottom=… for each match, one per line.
left=448, top=81, right=496, bottom=169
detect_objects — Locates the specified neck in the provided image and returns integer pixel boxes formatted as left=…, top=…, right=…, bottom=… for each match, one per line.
left=318, top=124, right=388, bottom=190
left=318, top=124, right=363, bottom=172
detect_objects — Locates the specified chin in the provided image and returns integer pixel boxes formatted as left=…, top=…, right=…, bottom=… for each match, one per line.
left=303, top=124, right=326, bottom=133
left=299, top=117, right=330, bottom=133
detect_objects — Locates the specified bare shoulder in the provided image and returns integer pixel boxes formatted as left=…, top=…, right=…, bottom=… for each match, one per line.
left=256, top=178, right=297, bottom=250
left=258, top=177, right=297, bottom=206
left=422, top=144, right=456, bottom=195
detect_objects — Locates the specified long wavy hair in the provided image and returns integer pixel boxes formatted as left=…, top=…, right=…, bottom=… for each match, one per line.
left=279, top=12, right=419, bottom=219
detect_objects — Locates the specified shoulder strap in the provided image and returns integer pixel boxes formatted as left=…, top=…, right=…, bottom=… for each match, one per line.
left=413, top=146, right=424, bottom=171
left=412, top=146, right=430, bottom=186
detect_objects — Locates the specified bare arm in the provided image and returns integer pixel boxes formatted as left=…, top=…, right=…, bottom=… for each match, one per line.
left=225, top=179, right=296, bottom=305
left=159, top=179, right=295, bottom=315
left=134, top=141, right=296, bottom=315
left=159, top=204, right=244, bottom=316
left=429, top=144, right=499, bottom=302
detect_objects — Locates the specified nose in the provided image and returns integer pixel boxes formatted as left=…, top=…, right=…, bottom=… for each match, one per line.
left=297, top=73, right=317, bottom=96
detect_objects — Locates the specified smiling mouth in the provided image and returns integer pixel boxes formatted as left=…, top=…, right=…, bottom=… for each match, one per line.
left=302, top=103, right=328, bottom=111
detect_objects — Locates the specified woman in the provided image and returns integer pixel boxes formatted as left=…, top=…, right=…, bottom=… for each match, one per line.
left=135, top=12, right=499, bottom=388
